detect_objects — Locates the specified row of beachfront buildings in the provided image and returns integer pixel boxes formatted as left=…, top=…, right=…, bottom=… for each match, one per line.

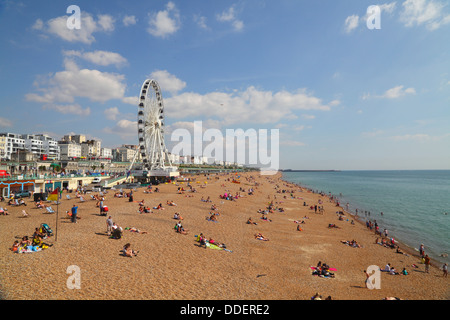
left=0, top=132, right=242, bottom=168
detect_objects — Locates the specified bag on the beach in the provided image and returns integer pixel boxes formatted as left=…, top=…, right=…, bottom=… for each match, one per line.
left=41, top=223, right=53, bottom=236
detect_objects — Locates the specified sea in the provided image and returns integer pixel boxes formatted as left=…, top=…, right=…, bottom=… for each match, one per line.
left=281, top=170, right=450, bottom=265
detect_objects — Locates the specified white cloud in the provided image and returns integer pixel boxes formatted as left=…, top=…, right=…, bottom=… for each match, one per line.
left=0, top=116, right=13, bottom=127
left=32, top=18, right=44, bottom=30
left=122, top=96, right=138, bottom=105
left=123, top=15, right=137, bottom=26
left=26, top=59, right=127, bottom=104
left=149, top=70, right=186, bottom=95
left=344, top=15, right=360, bottom=33
left=390, top=132, right=450, bottom=142
left=391, top=133, right=432, bottom=141
left=382, top=85, right=416, bottom=98
left=104, top=107, right=120, bottom=120
left=33, top=12, right=115, bottom=44
left=293, top=125, right=305, bottom=131
left=165, top=85, right=332, bottom=126
left=216, top=6, right=244, bottom=31
left=400, top=0, right=450, bottom=30
left=193, top=14, right=208, bottom=30
left=103, top=119, right=137, bottom=139
left=363, top=85, right=416, bottom=99
left=63, top=50, right=127, bottom=67
left=42, top=104, right=91, bottom=116
left=97, top=14, right=115, bottom=31
left=379, top=2, right=398, bottom=14
left=147, top=1, right=181, bottom=38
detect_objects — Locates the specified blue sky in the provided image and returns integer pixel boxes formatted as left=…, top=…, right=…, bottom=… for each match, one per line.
left=0, top=0, right=449, bottom=170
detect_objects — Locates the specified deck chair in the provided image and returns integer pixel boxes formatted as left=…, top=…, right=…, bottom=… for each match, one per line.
left=45, top=206, right=55, bottom=214
left=22, top=210, right=29, bottom=217
left=66, top=195, right=71, bottom=200
left=79, top=196, right=86, bottom=202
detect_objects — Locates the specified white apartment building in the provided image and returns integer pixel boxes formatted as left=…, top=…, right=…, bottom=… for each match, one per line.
left=34, top=134, right=60, bottom=160
left=0, top=133, right=60, bottom=160
left=100, top=147, right=112, bottom=159
left=0, top=133, right=25, bottom=160
left=116, top=146, right=138, bottom=162
left=59, top=142, right=82, bottom=160
left=0, top=136, right=6, bottom=159
left=81, top=140, right=101, bottom=158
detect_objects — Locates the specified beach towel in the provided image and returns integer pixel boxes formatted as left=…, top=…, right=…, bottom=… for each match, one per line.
left=206, top=242, right=223, bottom=250
left=206, top=242, right=232, bottom=253
left=16, top=246, right=43, bottom=253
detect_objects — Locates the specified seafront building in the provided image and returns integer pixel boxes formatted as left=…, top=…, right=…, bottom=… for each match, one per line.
left=0, top=131, right=247, bottom=198
left=0, top=132, right=60, bottom=160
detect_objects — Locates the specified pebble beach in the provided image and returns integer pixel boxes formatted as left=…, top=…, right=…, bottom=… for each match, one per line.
left=0, top=172, right=448, bottom=300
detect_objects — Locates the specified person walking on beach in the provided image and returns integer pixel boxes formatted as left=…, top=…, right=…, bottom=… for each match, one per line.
left=442, top=263, right=448, bottom=277
left=106, top=216, right=113, bottom=236
left=71, top=205, right=78, bottom=223
left=419, top=244, right=425, bottom=257
left=424, top=255, right=431, bottom=273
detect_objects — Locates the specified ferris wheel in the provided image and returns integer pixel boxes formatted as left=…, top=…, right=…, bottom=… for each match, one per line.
left=137, top=79, right=172, bottom=170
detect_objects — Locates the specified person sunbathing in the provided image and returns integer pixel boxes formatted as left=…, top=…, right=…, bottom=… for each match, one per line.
left=173, top=212, right=183, bottom=220
left=33, top=227, right=46, bottom=239
left=341, top=240, right=361, bottom=248
left=122, top=243, right=138, bottom=258
left=126, top=227, right=148, bottom=234
left=174, top=222, right=188, bottom=234
left=154, top=203, right=164, bottom=210
left=297, top=225, right=303, bottom=231
left=208, top=238, right=226, bottom=248
left=254, top=233, right=269, bottom=241
left=139, top=200, right=145, bottom=206
left=197, top=233, right=207, bottom=248
left=167, top=200, right=177, bottom=206
left=19, top=236, right=31, bottom=247
left=35, top=201, right=48, bottom=209
left=247, top=217, right=257, bottom=225
left=10, top=240, right=19, bottom=252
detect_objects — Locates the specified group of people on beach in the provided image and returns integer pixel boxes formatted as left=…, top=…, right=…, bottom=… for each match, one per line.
left=10, top=224, right=53, bottom=253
